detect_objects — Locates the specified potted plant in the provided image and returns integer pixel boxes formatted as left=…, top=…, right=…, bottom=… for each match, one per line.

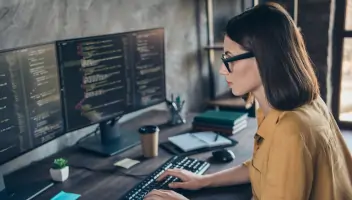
left=50, top=158, right=69, bottom=182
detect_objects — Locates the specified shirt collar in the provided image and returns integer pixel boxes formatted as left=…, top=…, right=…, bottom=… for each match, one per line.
left=256, top=107, right=284, bottom=139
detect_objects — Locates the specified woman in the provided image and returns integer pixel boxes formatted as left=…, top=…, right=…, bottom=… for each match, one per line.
left=144, top=2, right=352, bottom=200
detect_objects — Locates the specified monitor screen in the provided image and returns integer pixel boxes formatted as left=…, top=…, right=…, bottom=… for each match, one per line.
left=127, top=28, right=166, bottom=111
left=57, top=28, right=166, bottom=132
left=57, top=34, right=129, bottom=132
left=0, top=43, right=64, bottom=165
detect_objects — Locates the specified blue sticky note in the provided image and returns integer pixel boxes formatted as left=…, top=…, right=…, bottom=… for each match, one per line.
left=51, top=191, right=81, bottom=200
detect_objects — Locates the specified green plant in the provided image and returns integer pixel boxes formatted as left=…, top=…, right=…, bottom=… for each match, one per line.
left=52, top=158, right=68, bottom=170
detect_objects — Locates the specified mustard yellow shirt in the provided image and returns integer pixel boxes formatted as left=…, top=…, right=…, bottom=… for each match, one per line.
left=244, top=97, right=352, bottom=200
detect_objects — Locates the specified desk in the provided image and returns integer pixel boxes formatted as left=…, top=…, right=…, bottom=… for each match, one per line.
left=7, top=110, right=257, bottom=200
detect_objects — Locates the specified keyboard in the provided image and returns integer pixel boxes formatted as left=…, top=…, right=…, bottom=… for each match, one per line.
left=120, top=156, right=210, bottom=200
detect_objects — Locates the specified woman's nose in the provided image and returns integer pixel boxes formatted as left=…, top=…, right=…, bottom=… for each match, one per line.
left=219, top=63, right=229, bottom=75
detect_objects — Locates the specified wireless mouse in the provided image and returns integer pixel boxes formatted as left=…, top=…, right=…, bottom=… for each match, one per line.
left=212, top=149, right=235, bottom=163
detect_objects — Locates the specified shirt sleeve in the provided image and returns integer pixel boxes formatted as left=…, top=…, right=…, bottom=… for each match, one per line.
left=260, top=120, right=313, bottom=200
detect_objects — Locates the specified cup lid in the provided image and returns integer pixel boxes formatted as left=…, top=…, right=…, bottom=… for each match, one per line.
left=138, top=125, right=159, bottom=134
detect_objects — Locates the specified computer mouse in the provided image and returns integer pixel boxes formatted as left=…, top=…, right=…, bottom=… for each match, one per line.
left=211, top=149, right=235, bottom=163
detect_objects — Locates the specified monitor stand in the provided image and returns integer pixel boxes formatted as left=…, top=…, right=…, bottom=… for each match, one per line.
left=0, top=170, right=53, bottom=200
left=78, top=117, right=140, bottom=156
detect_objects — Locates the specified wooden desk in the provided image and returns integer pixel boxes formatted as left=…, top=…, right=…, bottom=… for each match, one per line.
left=7, top=110, right=257, bottom=200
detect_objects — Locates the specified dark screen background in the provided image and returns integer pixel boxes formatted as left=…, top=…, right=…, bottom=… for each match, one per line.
left=0, top=44, right=64, bottom=165
left=57, top=35, right=128, bottom=131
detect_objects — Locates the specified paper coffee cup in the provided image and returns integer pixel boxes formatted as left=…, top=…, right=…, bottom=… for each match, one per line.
left=138, top=125, right=159, bottom=158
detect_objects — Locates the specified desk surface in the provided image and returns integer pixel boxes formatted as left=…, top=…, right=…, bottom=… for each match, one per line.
left=8, top=110, right=257, bottom=200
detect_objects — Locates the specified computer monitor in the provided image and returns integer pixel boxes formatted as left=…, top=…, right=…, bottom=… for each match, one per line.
left=56, top=28, right=166, bottom=156
left=0, top=43, right=64, bottom=199
left=126, top=28, right=166, bottom=111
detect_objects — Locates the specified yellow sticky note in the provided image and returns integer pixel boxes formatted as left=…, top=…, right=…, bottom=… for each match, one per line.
left=114, top=158, right=140, bottom=169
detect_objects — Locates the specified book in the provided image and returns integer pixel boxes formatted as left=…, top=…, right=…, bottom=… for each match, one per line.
left=193, top=110, right=248, bottom=126
left=192, top=118, right=247, bottom=130
left=168, top=131, right=232, bottom=152
left=193, top=119, right=247, bottom=135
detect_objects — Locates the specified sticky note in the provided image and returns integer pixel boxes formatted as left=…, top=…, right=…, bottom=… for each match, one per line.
left=114, top=158, right=140, bottom=169
left=51, top=191, right=81, bottom=200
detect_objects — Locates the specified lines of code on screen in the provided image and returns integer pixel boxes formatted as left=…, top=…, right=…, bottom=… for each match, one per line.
left=129, top=29, right=165, bottom=111
left=57, top=29, right=166, bottom=132
left=0, top=44, right=64, bottom=164
left=58, top=35, right=128, bottom=131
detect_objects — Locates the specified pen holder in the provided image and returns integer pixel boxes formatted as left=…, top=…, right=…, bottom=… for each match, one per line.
left=166, top=98, right=186, bottom=126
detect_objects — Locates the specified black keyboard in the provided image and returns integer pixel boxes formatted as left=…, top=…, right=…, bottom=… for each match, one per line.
left=120, top=156, right=210, bottom=200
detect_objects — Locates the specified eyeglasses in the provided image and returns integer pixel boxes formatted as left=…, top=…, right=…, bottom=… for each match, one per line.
left=221, top=52, right=254, bottom=73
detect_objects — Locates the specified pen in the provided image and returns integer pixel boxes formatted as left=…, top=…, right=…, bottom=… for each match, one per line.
left=180, top=100, right=185, bottom=110
left=214, top=132, right=219, bottom=141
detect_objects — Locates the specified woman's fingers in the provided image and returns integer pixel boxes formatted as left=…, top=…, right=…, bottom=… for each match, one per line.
left=157, top=169, right=187, bottom=181
left=144, top=189, right=164, bottom=199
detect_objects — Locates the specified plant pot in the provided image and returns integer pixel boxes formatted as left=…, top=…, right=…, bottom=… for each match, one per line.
left=50, top=166, right=69, bottom=182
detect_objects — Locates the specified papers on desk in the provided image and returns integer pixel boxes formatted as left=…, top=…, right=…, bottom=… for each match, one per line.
left=168, top=131, right=232, bottom=152
left=114, top=158, right=140, bottom=169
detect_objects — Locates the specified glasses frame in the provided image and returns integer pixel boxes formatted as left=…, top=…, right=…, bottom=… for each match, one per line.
left=221, top=52, right=255, bottom=72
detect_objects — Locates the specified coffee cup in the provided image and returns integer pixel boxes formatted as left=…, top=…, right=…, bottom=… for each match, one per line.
left=138, top=125, right=159, bottom=158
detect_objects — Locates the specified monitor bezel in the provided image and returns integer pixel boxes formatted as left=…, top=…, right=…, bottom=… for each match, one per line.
left=0, top=42, right=66, bottom=166
left=56, top=27, right=166, bottom=133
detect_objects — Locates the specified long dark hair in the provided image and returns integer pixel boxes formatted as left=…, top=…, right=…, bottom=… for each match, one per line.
left=226, top=2, right=319, bottom=110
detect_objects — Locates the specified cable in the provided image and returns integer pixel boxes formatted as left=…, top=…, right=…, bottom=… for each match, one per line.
left=69, top=164, right=149, bottom=179
left=76, top=126, right=99, bottom=145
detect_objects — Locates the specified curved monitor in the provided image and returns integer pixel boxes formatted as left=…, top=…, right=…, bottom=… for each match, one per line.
left=57, top=28, right=166, bottom=132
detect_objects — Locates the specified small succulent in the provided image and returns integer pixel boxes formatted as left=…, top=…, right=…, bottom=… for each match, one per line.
left=52, top=158, right=68, bottom=170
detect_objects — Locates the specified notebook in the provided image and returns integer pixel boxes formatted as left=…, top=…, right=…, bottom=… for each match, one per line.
left=168, top=131, right=232, bottom=152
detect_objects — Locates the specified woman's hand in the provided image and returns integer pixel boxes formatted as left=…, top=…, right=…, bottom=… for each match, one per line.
left=143, top=189, right=188, bottom=200
left=157, top=168, right=208, bottom=190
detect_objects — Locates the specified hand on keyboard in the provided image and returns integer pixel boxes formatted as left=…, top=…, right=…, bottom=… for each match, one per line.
left=156, top=168, right=207, bottom=190
left=144, top=189, right=188, bottom=200
left=120, top=156, right=210, bottom=200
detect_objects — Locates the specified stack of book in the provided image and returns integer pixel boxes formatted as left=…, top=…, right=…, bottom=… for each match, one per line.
left=192, top=110, right=248, bottom=135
